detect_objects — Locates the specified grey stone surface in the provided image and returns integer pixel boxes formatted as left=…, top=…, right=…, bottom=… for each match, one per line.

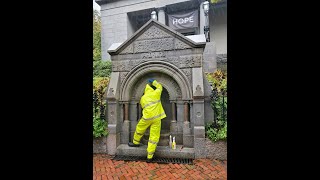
left=217, top=54, right=227, bottom=64
left=183, top=121, right=191, bottom=135
left=129, top=132, right=134, bottom=143
left=100, top=12, right=129, bottom=60
left=158, top=7, right=166, bottom=25
left=177, top=121, right=184, bottom=133
left=93, top=136, right=108, bottom=153
left=203, top=42, right=217, bottom=73
left=116, top=144, right=195, bottom=159
left=130, top=120, right=138, bottom=141
left=194, top=138, right=206, bottom=158
left=129, top=102, right=138, bottom=121
left=111, top=49, right=204, bottom=62
left=136, top=24, right=171, bottom=41
left=209, top=5, right=227, bottom=54
left=176, top=102, right=184, bottom=131
left=204, top=99, right=214, bottom=124
left=192, top=67, right=204, bottom=97
left=206, top=139, right=227, bottom=160
left=189, top=122, right=194, bottom=135
left=107, top=133, right=120, bottom=155
left=106, top=72, right=120, bottom=100
left=108, top=42, right=123, bottom=51
left=185, top=34, right=206, bottom=43
left=183, top=135, right=194, bottom=148
left=194, top=126, right=205, bottom=138
left=119, top=103, right=124, bottom=125
left=170, top=120, right=178, bottom=133
left=108, top=20, right=205, bottom=55
left=121, top=120, right=130, bottom=144
left=189, top=103, right=193, bottom=124
left=193, top=100, right=205, bottom=126
left=107, top=124, right=117, bottom=134
left=199, top=1, right=205, bottom=35
left=217, top=53, right=227, bottom=71
left=106, top=71, right=121, bottom=156
left=134, top=38, right=175, bottom=53
left=203, top=77, right=214, bottom=124
left=107, top=102, right=121, bottom=125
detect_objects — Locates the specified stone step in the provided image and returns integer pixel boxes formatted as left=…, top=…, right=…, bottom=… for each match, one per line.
left=116, top=144, right=195, bottom=159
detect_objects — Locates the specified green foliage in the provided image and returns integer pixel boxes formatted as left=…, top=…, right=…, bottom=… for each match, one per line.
left=93, top=77, right=110, bottom=138
left=205, top=69, right=227, bottom=142
left=206, top=70, right=227, bottom=93
left=93, top=9, right=101, bottom=62
left=93, top=60, right=112, bottom=77
left=206, top=121, right=227, bottom=142
left=93, top=117, right=108, bottom=138
left=93, top=77, right=109, bottom=119
left=206, top=70, right=227, bottom=122
left=93, top=9, right=111, bottom=138
left=211, top=0, right=223, bottom=3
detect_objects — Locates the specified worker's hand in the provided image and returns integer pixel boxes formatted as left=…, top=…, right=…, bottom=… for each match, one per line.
left=148, top=78, right=155, bottom=84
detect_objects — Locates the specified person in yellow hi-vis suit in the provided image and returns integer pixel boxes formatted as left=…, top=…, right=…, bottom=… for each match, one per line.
left=128, top=78, right=166, bottom=162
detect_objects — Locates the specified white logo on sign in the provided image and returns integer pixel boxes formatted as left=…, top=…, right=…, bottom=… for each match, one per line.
left=172, top=16, right=194, bottom=25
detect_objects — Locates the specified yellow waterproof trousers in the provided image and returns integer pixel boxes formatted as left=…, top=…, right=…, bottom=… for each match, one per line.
left=133, top=117, right=161, bottom=159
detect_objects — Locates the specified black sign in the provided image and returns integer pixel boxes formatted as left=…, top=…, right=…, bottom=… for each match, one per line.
left=168, top=10, right=199, bottom=30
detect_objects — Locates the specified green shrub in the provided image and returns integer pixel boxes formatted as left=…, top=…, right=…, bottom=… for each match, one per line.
left=93, top=10, right=111, bottom=138
left=206, top=121, right=227, bottom=142
left=205, top=69, right=227, bottom=142
left=93, top=60, right=112, bottom=77
left=93, top=117, right=108, bottom=138
left=93, top=77, right=109, bottom=138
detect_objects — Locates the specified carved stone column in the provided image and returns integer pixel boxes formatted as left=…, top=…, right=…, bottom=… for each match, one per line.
left=121, top=102, right=130, bottom=144
left=176, top=100, right=184, bottom=133
left=174, top=100, right=184, bottom=144
left=129, top=101, right=138, bottom=142
left=170, top=101, right=177, bottom=134
left=106, top=72, right=120, bottom=155
left=184, top=102, right=189, bottom=122
left=192, top=67, right=206, bottom=158
left=124, top=103, right=129, bottom=120
left=183, top=101, right=192, bottom=147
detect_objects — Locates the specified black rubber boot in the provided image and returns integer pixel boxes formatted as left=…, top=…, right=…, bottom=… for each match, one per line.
left=128, top=142, right=141, bottom=147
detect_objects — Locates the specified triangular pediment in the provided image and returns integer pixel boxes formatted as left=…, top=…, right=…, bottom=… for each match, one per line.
left=108, top=19, right=205, bottom=55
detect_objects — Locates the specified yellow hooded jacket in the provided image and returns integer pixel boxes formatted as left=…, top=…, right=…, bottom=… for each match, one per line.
left=140, top=80, right=166, bottom=120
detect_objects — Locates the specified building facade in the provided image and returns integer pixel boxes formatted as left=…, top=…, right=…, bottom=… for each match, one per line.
left=96, top=0, right=227, bottom=158
left=96, top=0, right=227, bottom=62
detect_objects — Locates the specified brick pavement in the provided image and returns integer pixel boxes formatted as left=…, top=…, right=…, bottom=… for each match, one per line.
left=93, top=154, right=227, bottom=180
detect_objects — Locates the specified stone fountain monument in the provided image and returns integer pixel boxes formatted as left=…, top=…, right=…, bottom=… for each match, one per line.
left=105, top=19, right=214, bottom=158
